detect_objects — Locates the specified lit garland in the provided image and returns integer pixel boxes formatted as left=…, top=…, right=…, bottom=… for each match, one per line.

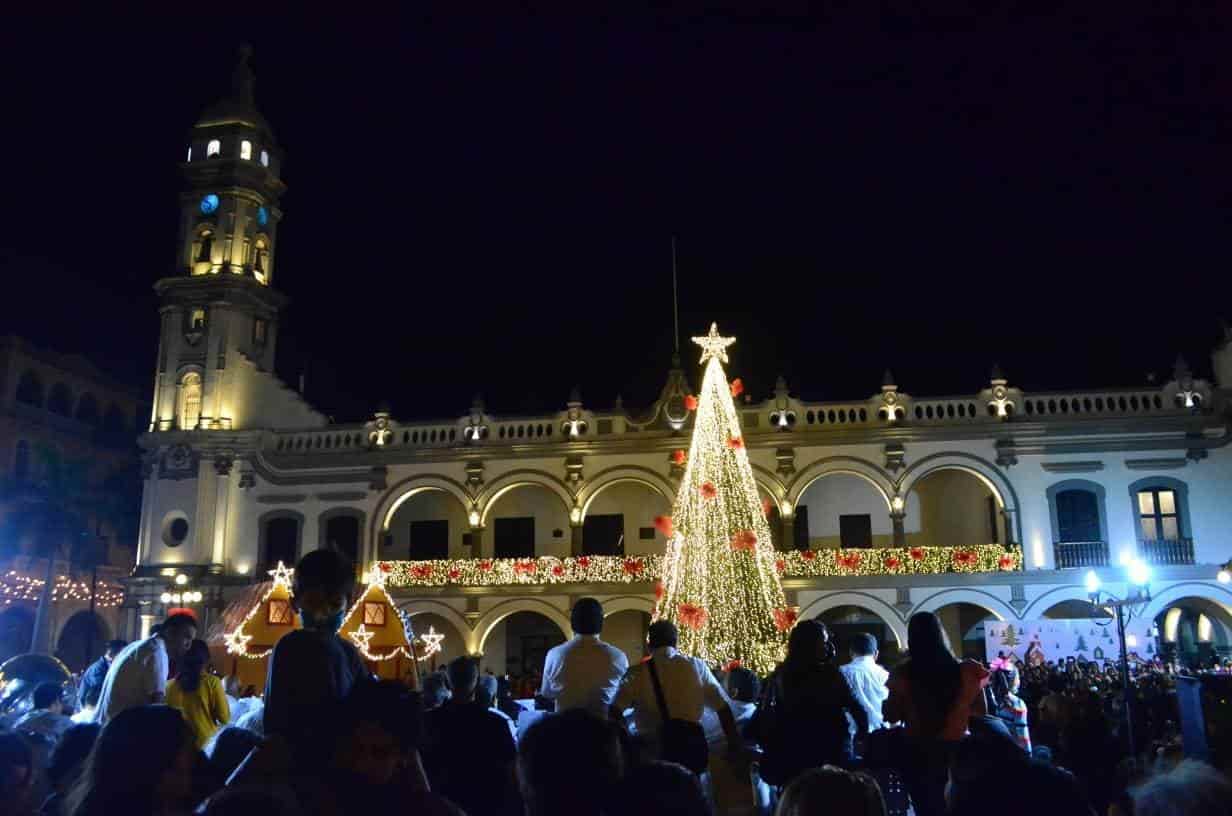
left=224, top=561, right=297, bottom=659
left=381, top=545, right=1021, bottom=588
left=654, top=323, right=790, bottom=675
left=0, top=570, right=125, bottom=608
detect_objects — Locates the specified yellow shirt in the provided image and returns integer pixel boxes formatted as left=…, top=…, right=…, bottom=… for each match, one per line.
left=166, top=673, right=230, bottom=749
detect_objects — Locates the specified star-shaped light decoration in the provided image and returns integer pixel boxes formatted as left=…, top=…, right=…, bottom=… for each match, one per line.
left=692, top=322, right=736, bottom=365
left=349, top=624, right=375, bottom=654
left=417, top=626, right=445, bottom=661
left=224, top=629, right=252, bottom=656
left=267, top=561, right=295, bottom=588
left=364, top=563, right=389, bottom=588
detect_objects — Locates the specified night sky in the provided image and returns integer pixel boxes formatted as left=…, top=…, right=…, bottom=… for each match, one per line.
left=1, top=14, right=1228, bottom=422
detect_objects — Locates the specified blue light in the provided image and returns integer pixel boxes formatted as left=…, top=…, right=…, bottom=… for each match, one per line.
left=200, top=194, right=219, bottom=215
left=257, top=206, right=268, bottom=227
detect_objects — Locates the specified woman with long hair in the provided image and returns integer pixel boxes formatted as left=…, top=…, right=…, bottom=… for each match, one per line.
left=990, top=667, right=1031, bottom=753
left=165, top=640, right=230, bottom=749
left=757, top=620, right=869, bottom=788
left=66, top=705, right=199, bottom=816
left=882, top=612, right=988, bottom=816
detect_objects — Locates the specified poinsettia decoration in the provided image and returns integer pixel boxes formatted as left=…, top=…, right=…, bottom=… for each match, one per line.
left=837, top=551, right=862, bottom=571
left=684, top=394, right=698, bottom=411
left=447, top=568, right=461, bottom=581
left=622, top=558, right=645, bottom=576
left=998, top=554, right=1016, bottom=571
left=909, top=547, right=926, bottom=562
left=801, top=549, right=817, bottom=561
left=773, top=607, right=799, bottom=632
left=654, top=581, right=665, bottom=600
left=678, top=603, right=709, bottom=630
left=552, top=564, right=565, bottom=576
left=672, top=449, right=687, bottom=465
left=479, top=559, right=494, bottom=572
left=576, top=556, right=591, bottom=569
left=410, top=564, right=433, bottom=580
left=883, top=556, right=902, bottom=571
left=653, top=515, right=675, bottom=537
left=699, top=481, right=718, bottom=500
left=730, top=529, right=758, bottom=552
left=953, top=549, right=979, bottom=568
left=379, top=562, right=392, bottom=573
left=513, top=560, right=538, bottom=575
left=762, top=497, right=774, bottom=518
left=726, top=434, right=745, bottom=450
left=775, top=558, right=786, bottom=574
left=725, top=659, right=742, bottom=672
left=729, top=378, right=744, bottom=397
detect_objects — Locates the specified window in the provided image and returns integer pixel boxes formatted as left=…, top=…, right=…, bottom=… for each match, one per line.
left=178, top=372, right=202, bottom=430
left=409, top=520, right=448, bottom=559
left=253, top=318, right=267, bottom=345
left=363, top=602, right=387, bottom=627
left=638, top=527, right=655, bottom=540
left=325, top=515, right=360, bottom=567
left=252, top=237, right=268, bottom=283
left=1138, top=488, right=1181, bottom=541
left=267, top=599, right=294, bottom=625
left=839, top=514, right=873, bottom=549
left=260, top=150, right=270, bottom=167
left=206, top=139, right=221, bottom=157
left=263, top=517, right=300, bottom=569
left=13, top=441, right=29, bottom=481
left=583, top=514, right=624, bottom=556
left=1056, top=490, right=1101, bottom=542
left=240, top=140, right=252, bottom=160
left=494, top=517, right=535, bottom=559
left=793, top=506, right=810, bottom=550
left=190, top=309, right=206, bottom=331
left=194, top=230, right=214, bottom=269
left=167, top=518, right=189, bottom=546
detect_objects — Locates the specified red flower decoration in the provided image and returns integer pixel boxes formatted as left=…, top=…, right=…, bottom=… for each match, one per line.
left=479, top=559, right=494, bottom=571
left=699, top=482, right=718, bottom=500
left=678, top=603, right=709, bottom=630
left=773, top=607, right=799, bottom=632
left=730, top=529, right=758, bottom=552
left=576, top=556, right=591, bottom=569
left=672, top=449, right=687, bottom=465
left=410, top=564, right=433, bottom=580
left=998, top=554, right=1016, bottom=571
left=653, top=515, right=675, bottom=537
left=622, top=558, right=645, bottom=576
left=730, top=378, right=744, bottom=397
left=775, top=558, right=786, bottom=574
left=762, top=497, right=774, bottom=518
left=725, top=659, right=742, bottom=672
left=447, top=568, right=461, bottom=581
left=513, top=560, right=538, bottom=575
left=883, top=556, right=902, bottom=571
left=654, top=581, right=665, bottom=600
left=726, top=434, right=745, bottom=450
left=953, top=549, right=978, bottom=568
left=552, top=564, right=565, bottom=577
left=838, top=552, right=862, bottom=571
left=379, top=562, right=392, bottom=573
left=801, top=549, right=817, bottom=561
left=909, top=547, right=926, bottom=562
left=684, top=395, right=698, bottom=412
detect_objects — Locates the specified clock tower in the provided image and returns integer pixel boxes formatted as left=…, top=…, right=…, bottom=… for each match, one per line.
left=150, top=45, right=290, bottom=433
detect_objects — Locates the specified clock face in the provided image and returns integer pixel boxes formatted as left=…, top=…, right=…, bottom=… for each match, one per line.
left=199, top=194, right=219, bottom=215
left=257, top=206, right=268, bottom=227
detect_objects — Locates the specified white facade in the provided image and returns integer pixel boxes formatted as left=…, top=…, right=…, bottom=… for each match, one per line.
left=126, top=55, right=1232, bottom=670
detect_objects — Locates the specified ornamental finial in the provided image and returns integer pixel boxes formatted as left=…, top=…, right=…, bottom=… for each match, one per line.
left=692, top=322, right=736, bottom=365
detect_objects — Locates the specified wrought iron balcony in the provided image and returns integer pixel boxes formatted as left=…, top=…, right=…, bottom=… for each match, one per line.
left=1139, top=538, right=1195, bottom=566
left=1053, top=541, right=1110, bottom=569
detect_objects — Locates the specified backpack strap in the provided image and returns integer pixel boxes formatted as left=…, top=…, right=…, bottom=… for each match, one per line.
left=646, top=655, right=672, bottom=724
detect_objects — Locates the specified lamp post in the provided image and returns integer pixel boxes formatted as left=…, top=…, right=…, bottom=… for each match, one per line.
left=1085, top=559, right=1152, bottom=763
left=159, top=572, right=204, bottom=609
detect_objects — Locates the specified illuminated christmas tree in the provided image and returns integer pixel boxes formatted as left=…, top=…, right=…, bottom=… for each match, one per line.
left=654, top=323, right=792, bottom=674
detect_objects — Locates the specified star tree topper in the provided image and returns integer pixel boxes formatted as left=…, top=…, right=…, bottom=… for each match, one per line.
left=267, top=561, right=295, bottom=588
left=693, top=322, right=737, bottom=365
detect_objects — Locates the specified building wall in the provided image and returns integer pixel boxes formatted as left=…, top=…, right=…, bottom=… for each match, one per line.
left=584, top=481, right=672, bottom=556
left=797, top=473, right=921, bottom=548
left=386, top=490, right=471, bottom=560
left=486, top=485, right=571, bottom=559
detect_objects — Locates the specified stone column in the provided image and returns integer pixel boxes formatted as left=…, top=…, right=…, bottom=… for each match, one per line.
left=571, top=524, right=584, bottom=557
left=780, top=516, right=796, bottom=551
left=891, top=513, right=906, bottom=549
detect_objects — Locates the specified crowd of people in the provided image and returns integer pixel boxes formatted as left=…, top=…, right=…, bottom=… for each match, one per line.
left=0, top=547, right=1229, bottom=815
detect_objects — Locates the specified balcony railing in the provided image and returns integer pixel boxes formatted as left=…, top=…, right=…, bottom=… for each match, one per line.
left=1140, top=538, right=1195, bottom=566
left=1053, top=541, right=1109, bottom=569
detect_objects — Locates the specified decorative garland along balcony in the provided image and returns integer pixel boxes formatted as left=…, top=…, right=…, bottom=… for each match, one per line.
left=381, top=544, right=1022, bottom=588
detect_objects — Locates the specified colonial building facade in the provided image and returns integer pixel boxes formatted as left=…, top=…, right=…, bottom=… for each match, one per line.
left=129, top=54, right=1232, bottom=677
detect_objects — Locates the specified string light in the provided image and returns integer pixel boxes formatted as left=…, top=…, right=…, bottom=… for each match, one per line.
left=655, top=323, right=790, bottom=675
left=0, top=570, right=124, bottom=608
left=223, top=561, right=297, bottom=659
left=339, top=564, right=417, bottom=662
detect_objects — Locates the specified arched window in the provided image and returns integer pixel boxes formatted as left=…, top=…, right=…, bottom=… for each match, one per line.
left=252, top=237, right=268, bottom=283
left=1056, top=490, right=1100, bottom=542
left=240, top=140, right=252, bottom=160
left=13, top=440, right=29, bottom=481
left=178, top=373, right=202, bottom=430
left=262, top=515, right=301, bottom=572
left=190, top=309, right=206, bottom=331
left=47, top=383, right=73, bottom=416
left=206, top=139, right=221, bottom=158
left=192, top=229, right=214, bottom=274
left=260, top=150, right=270, bottom=167
left=1046, top=479, right=1109, bottom=568
left=15, top=371, right=43, bottom=406
left=75, top=393, right=99, bottom=425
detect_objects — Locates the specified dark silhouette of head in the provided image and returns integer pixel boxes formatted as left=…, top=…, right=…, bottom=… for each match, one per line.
left=175, top=639, right=211, bottom=693
left=850, top=632, right=878, bottom=658
left=648, top=620, right=678, bottom=650
left=611, top=761, right=710, bottom=816
left=159, top=613, right=198, bottom=663
left=519, top=709, right=623, bottom=816
left=447, top=656, right=480, bottom=701
left=571, top=597, right=604, bottom=636
left=32, top=681, right=63, bottom=712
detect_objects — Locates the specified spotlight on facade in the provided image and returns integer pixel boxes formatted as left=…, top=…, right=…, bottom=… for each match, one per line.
left=468, top=510, right=481, bottom=527
left=1084, top=570, right=1102, bottom=597
left=1219, top=569, right=1231, bottom=585
left=236, top=563, right=250, bottom=575
left=1128, top=558, right=1151, bottom=588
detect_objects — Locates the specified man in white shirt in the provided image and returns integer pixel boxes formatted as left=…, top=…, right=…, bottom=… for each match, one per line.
left=540, top=597, right=629, bottom=717
left=96, top=612, right=196, bottom=724
left=610, top=620, right=743, bottom=758
left=839, top=632, right=889, bottom=733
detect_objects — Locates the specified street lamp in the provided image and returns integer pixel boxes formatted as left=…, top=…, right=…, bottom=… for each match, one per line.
left=1085, top=559, right=1152, bottom=763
